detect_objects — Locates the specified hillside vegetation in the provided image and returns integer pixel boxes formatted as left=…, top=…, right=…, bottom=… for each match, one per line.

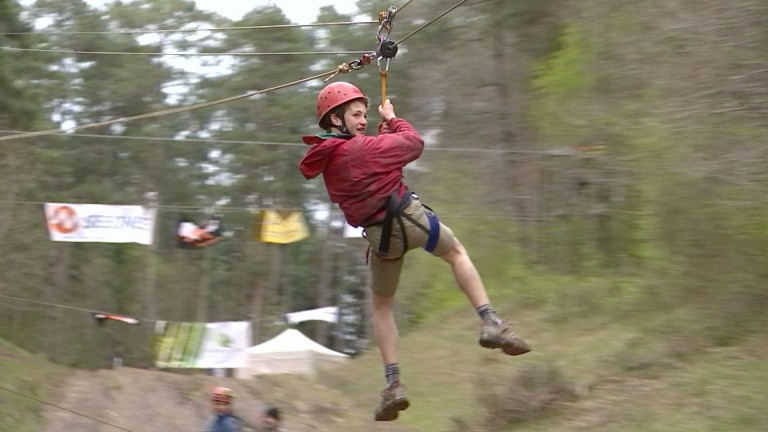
left=0, top=339, right=67, bottom=432
left=3, top=300, right=768, bottom=431
left=1, top=0, right=767, bottom=430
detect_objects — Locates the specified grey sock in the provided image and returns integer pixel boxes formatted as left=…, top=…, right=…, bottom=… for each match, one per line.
left=477, top=304, right=503, bottom=325
left=385, top=363, right=400, bottom=385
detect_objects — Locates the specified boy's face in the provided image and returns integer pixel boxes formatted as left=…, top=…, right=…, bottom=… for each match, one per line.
left=212, top=399, right=232, bottom=414
left=339, top=100, right=368, bottom=135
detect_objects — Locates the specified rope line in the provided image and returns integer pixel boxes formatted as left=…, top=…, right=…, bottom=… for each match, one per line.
left=0, top=199, right=306, bottom=212
left=0, top=293, right=158, bottom=323
left=0, top=21, right=377, bottom=36
left=0, top=68, right=345, bottom=143
left=0, top=199, right=573, bottom=218
left=395, top=0, right=468, bottom=46
left=395, top=0, right=415, bottom=14
left=0, top=384, right=134, bottom=432
left=0, top=129, right=574, bottom=154
left=0, top=46, right=369, bottom=57
left=0, top=0, right=469, bottom=144
left=0, top=294, right=316, bottom=323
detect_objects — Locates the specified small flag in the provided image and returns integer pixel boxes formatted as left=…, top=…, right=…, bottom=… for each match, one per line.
left=93, top=313, right=140, bottom=325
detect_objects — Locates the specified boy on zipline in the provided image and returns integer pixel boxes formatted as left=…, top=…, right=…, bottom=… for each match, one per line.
left=298, top=81, right=531, bottom=422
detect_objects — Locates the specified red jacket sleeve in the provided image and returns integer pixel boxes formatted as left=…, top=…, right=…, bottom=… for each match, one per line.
left=364, top=118, right=424, bottom=169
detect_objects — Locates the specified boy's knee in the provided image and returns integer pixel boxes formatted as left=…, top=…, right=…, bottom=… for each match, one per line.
left=439, top=239, right=465, bottom=258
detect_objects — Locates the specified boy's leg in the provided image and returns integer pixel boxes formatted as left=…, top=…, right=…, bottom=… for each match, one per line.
left=437, top=240, right=489, bottom=308
left=371, top=289, right=399, bottom=366
left=370, top=255, right=410, bottom=421
left=438, top=239, right=531, bottom=356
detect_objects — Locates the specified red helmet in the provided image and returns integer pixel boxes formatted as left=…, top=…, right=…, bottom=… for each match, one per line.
left=315, top=82, right=367, bottom=128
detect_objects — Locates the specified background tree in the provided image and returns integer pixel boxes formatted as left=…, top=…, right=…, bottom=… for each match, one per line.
left=0, top=0, right=766, bottom=370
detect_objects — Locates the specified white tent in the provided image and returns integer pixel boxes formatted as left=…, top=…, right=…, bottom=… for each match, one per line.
left=237, top=329, right=350, bottom=378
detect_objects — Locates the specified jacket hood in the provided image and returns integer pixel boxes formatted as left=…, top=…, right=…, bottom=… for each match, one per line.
left=298, top=135, right=350, bottom=180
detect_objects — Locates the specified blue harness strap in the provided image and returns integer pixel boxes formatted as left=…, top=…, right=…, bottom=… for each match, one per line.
left=423, top=207, right=440, bottom=253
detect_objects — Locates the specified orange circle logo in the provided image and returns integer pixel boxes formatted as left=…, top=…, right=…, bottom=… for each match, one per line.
left=48, top=206, right=79, bottom=234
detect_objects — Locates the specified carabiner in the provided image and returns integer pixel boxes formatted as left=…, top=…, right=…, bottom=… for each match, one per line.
left=376, top=7, right=398, bottom=41
left=377, top=56, right=391, bottom=74
left=375, top=6, right=399, bottom=60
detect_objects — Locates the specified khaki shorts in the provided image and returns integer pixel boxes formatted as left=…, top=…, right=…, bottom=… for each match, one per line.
left=363, top=195, right=456, bottom=297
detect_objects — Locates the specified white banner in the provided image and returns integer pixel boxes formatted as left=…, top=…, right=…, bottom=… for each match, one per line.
left=154, top=321, right=251, bottom=369
left=286, top=306, right=339, bottom=324
left=44, top=203, right=156, bottom=245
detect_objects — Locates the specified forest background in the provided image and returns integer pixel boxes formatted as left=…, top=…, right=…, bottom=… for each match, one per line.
left=1, top=0, right=767, bottom=430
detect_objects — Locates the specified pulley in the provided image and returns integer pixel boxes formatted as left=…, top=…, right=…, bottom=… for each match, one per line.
left=378, top=40, right=399, bottom=59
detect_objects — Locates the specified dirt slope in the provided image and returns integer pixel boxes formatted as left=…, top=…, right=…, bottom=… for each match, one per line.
left=40, top=366, right=410, bottom=432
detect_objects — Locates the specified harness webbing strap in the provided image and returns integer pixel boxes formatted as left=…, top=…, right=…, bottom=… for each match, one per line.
left=377, top=191, right=442, bottom=258
left=423, top=207, right=440, bottom=253
left=378, top=190, right=412, bottom=258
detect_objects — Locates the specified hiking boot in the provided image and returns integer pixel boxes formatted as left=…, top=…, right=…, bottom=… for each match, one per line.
left=479, top=320, right=531, bottom=356
left=374, top=381, right=410, bottom=421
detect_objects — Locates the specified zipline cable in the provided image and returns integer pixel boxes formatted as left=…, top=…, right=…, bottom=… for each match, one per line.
left=0, top=21, right=378, bottom=36
left=0, top=46, right=369, bottom=57
left=0, top=68, right=345, bottom=143
left=0, top=129, right=569, bottom=154
left=0, top=384, right=134, bottom=431
left=0, top=293, right=283, bottom=323
left=375, top=0, right=463, bottom=106
left=0, top=293, right=158, bottom=323
left=0, top=1, right=469, bottom=143
left=395, top=0, right=467, bottom=46
left=0, top=197, right=563, bottom=218
left=0, top=199, right=307, bottom=212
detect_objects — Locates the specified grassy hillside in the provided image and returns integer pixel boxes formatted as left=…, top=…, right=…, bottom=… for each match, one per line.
left=2, top=0, right=767, bottom=430
left=322, top=301, right=768, bottom=432
left=0, top=336, right=405, bottom=432
left=0, top=338, right=68, bottom=432
left=2, top=287, right=767, bottom=432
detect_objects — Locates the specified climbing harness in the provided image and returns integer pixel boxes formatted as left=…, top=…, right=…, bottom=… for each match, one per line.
left=365, top=1, right=449, bottom=260
left=373, top=191, right=441, bottom=260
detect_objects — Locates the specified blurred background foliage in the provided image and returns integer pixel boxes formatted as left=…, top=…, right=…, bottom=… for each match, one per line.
left=1, top=0, right=767, bottom=430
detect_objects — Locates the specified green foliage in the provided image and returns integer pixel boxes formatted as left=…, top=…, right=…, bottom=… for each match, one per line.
left=0, top=0, right=45, bottom=129
left=0, top=339, right=67, bottom=432
left=530, top=25, right=595, bottom=145
left=0, top=0, right=764, bottom=396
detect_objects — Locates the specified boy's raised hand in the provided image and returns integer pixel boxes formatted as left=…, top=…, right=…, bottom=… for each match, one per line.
left=378, top=98, right=396, bottom=122
left=377, top=121, right=392, bottom=134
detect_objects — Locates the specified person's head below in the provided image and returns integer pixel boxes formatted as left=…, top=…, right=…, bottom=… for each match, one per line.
left=260, top=406, right=281, bottom=430
left=210, top=386, right=235, bottom=415
left=316, top=81, right=369, bottom=136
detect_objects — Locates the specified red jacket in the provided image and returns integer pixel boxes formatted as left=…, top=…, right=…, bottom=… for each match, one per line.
left=298, top=118, right=424, bottom=227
